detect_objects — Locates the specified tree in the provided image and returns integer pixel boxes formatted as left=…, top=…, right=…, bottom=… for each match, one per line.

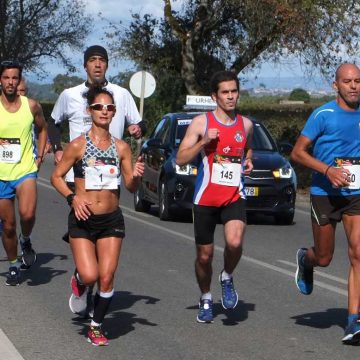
left=52, top=74, right=84, bottom=94
left=0, top=0, right=93, bottom=75
left=107, top=0, right=360, bottom=95
left=289, top=88, right=310, bottom=103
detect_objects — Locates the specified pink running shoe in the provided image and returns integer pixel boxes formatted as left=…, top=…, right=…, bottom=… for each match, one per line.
left=87, top=326, right=109, bottom=346
left=71, top=269, right=86, bottom=297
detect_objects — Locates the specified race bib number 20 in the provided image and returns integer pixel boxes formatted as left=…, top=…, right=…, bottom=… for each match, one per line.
left=336, top=157, right=360, bottom=190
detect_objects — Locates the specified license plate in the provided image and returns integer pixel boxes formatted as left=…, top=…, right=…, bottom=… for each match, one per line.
left=245, top=187, right=259, bottom=196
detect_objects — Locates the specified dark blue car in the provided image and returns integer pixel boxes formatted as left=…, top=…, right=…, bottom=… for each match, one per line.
left=134, top=112, right=297, bottom=224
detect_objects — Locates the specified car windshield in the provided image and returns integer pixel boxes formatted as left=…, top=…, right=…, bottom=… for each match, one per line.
left=175, top=118, right=193, bottom=147
left=174, top=118, right=275, bottom=151
left=251, top=123, right=275, bottom=151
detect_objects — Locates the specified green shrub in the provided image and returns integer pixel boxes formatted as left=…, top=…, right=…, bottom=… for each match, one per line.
left=288, top=88, right=311, bottom=103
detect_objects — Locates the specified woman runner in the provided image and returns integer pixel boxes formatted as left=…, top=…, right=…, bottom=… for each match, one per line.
left=51, top=86, right=144, bottom=346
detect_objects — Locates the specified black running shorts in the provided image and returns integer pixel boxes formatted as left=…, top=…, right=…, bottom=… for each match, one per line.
left=193, top=199, right=246, bottom=245
left=68, top=207, right=125, bottom=241
left=310, top=194, right=360, bottom=225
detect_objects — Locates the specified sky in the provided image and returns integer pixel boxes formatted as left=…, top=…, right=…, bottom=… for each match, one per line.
left=28, top=0, right=333, bottom=91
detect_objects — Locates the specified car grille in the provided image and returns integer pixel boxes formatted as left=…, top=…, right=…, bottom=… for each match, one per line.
left=246, top=170, right=273, bottom=180
left=246, top=196, right=278, bottom=209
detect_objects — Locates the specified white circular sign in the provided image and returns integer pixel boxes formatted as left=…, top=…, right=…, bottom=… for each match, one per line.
left=129, top=71, right=156, bottom=98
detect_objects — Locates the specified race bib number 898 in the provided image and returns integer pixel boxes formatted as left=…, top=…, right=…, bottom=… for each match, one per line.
left=0, top=138, right=21, bottom=163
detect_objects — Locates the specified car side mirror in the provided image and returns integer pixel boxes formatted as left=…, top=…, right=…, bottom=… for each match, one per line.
left=147, top=138, right=170, bottom=150
left=278, top=142, right=293, bottom=156
left=147, top=138, right=163, bottom=147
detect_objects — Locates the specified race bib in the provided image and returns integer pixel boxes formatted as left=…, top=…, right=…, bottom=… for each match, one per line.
left=0, top=138, right=21, bottom=163
left=211, top=155, right=242, bottom=186
left=336, top=157, right=360, bottom=190
left=85, top=157, right=119, bottom=190
left=81, top=115, right=92, bottom=135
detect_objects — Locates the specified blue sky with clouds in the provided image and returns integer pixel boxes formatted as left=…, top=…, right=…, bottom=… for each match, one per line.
left=28, top=0, right=333, bottom=91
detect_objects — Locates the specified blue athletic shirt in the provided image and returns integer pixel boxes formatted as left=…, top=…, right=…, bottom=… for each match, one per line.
left=302, top=100, right=360, bottom=196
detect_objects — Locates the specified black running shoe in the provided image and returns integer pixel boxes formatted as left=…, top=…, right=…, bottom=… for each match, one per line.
left=6, top=266, right=20, bottom=286
left=20, top=235, right=37, bottom=267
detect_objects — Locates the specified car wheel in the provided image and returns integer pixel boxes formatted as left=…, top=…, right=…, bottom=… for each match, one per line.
left=159, top=180, right=171, bottom=221
left=274, top=211, right=294, bottom=225
left=134, top=186, right=151, bottom=212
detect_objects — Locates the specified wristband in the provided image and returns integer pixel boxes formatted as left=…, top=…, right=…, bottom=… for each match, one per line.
left=66, top=193, right=75, bottom=206
left=324, top=165, right=331, bottom=177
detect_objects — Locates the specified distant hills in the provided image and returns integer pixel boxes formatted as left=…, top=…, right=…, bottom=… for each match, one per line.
left=27, top=82, right=58, bottom=102
left=241, top=76, right=333, bottom=94
left=27, top=76, right=335, bottom=103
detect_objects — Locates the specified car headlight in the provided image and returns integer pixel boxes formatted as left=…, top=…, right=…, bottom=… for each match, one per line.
left=175, top=164, right=198, bottom=175
left=273, top=166, right=292, bottom=179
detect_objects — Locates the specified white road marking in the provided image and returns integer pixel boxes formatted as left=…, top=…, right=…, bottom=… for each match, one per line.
left=37, top=177, right=348, bottom=297
left=0, top=179, right=342, bottom=359
left=0, top=329, right=25, bottom=360
left=122, top=210, right=348, bottom=297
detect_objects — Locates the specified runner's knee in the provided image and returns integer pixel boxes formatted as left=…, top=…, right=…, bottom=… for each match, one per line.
left=197, top=251, right=213, bottom=265
left=316, top=254, right=332, bottom=267
left=78, top=270, right=98, bottom=286
left=98, top=273, right=114, bottom=292
left=348, top=242, right=360, bottom=264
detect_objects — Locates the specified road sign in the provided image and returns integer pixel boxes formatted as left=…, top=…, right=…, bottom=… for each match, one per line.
left=129, top=71, right=156, bottom=155
left=129, top=71, right=156, bottom=99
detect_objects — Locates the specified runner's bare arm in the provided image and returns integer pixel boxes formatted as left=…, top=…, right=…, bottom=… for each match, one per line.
left=50, top=138, right=84, bottom=197
left=116, top=140, right=145, bottom=193
left=291, top=134, right=349, bottom=187
left=243, top=119, right=253, bottom=174
left=30, top=99, right=48, bottom=165
left=176, top=114, right=215, bottom=166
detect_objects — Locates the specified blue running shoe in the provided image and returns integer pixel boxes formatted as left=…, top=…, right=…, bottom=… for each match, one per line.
left=219, top=273, right=238, bottom=309
left=197, top=299, right=213, bottom=323
left=342, top=318, right=360, bottom=344
left=295, top=248, right=313, bottom=295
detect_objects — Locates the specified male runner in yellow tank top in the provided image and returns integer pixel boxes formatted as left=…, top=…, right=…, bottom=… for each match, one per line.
left=0, top=60, right=47, bottom=285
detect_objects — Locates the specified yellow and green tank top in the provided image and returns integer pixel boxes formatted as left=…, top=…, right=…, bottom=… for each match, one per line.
left=0, top=96, right=37, bottom=180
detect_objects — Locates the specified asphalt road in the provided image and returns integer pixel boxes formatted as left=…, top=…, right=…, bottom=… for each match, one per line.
left=0, top=157, right=357, bottom=360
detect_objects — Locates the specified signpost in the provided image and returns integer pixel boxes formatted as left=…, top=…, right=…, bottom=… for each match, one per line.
left=129, top=71, right=156, bottom=118
left=129, top=71, right=156, bottom=154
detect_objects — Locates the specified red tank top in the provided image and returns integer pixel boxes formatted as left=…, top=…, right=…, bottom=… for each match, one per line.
left=193, top=112, right=247, bottom=206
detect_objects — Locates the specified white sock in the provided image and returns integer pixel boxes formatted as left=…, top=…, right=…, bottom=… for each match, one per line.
left=221, top=270, right=232, bottom=281
left=100, top=289, right=114, bottom=298
left=90, top=320, right=101, bottom=327
left=20, top=234, right=31, bottom=244
left=201, top=292, right=212, bottom=301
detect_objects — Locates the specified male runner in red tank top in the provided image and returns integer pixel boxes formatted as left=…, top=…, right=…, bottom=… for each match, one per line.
left=177, top=71, right=253, bottom=323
